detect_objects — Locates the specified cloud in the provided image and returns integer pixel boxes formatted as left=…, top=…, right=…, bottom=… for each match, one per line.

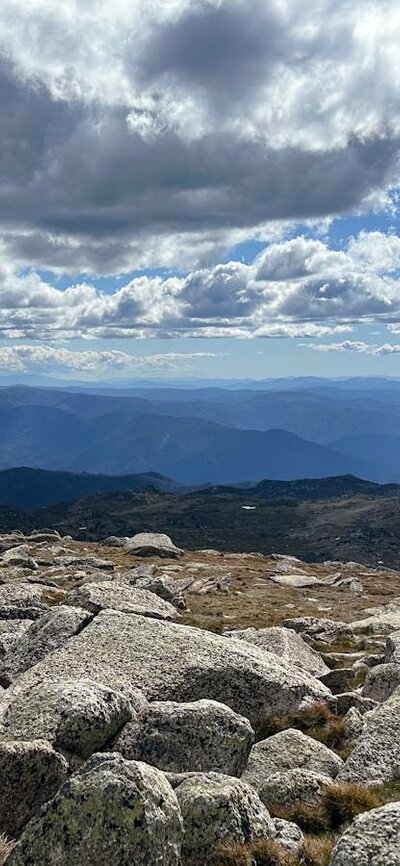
left=0, top=230, right=400, bottom=338
left=0, top=2, right=398, bottom=271
left=304, top=340, right=400, bottom=355
left=0, top=345, right=220, bottom=374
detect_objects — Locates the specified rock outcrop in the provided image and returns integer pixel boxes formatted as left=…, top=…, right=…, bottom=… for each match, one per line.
left=176, top=773, right=275, bottom=865
left=0, top=739, right=68, bottom=838
left=242, top=728, right=343, bottom=791
left=329, top=802, right=400, bottom=865
left=7, top=753, right=183, bottom=866
left=64, top=583, right=177, bottom=620
left=229, top=626, right=329, bottom=676
left=0, top=611, right=330, bottom=728
left=114, top=698, right=254, bottom=776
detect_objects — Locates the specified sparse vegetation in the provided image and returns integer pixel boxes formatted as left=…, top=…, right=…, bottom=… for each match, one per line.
left=270, top=783, right=382, bottom=835
left=216, top=833, right=337, bottom=866
left=254, top=702, right=349, bottom=757
left=0, top=835, right=15, bottom=864
left=298, top=835, right=337, bottom=866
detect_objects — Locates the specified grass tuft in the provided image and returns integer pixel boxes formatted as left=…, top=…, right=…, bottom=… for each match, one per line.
left=255, top=702, right=348, bottom=756
left=322, top=783, right=381, bottom=829
left=216, top=837, right=293, bottom=866
left=269, top=782, right=381, bottom=835
left=298, top=835, right=337, bottom=866
left=0, top=835, right=15, bottom=865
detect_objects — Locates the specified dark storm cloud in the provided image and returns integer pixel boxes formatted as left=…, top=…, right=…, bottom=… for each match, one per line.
left=0, top=0, right=398, bottom=276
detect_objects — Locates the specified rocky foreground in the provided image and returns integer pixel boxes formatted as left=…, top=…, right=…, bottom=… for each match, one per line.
left=0, top=530, right=399, bottom=864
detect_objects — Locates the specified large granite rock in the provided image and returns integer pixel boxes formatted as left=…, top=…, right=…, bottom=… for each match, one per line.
left=0, top=611, right=330, bottom=727
left=64, top=583, right=177, bottom=620
left=362, top=663, right=400, bottom=702
left=1, top=606, right=92, bottom=684
left=0, top=739, right=68, bottom=838
left=125, top=533, right=184, bottom=558
left=329, top=802, right=400, bottom=865
left=338, top=687, right=400, bottom=784
left=176, top=773, right=275, bottom=865
left=114, top=699, right=254, bottom=776
left=242, top=728, right=343, bottom=792
left=229, top=626, right=329, bottom=676
left=257, top=768, right=332, bottom=810
left=0, top=584, right=48, bottom=620
left=7, top=753, right=183, bottom=866
left=0, top=678, right=135, bottom=759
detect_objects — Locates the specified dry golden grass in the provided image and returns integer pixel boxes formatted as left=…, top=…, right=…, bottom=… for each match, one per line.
left=270, top=783, right=382, bottom=836
left=298, top=835, right=337, bottom=866
left=215, top=833, right=338, bottom=866
left=0, top=835, right=15, bottom=864
left=322, top=783, right=381, bottom=829
left=216, top=838, right=293, bottom=866
left=254, top=702, right=349, bottom=757
left=270, top=803, right=331, bottom=836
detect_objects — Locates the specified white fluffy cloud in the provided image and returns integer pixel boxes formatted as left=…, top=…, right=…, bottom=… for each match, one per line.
left=0, top=231, right=398, bottom=339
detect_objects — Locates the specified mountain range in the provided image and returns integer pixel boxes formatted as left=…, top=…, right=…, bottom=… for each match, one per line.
left=0, top=379, right=399, bottom=482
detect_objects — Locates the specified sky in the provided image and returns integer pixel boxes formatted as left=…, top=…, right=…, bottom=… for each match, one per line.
left=1, top=0, right=400, bottom=380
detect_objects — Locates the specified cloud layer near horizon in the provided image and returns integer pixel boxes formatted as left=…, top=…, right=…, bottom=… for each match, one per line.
left=0, top=0, right=399, bottom=275
left=0, top=232, right=399, bottom=341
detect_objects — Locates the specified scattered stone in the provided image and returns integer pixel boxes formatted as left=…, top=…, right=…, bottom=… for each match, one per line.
left=282, top=617, right=353, bottom=645
left=125, top=532, right=184, bottom=558
left=351, top=600, right=400, bottom=635
left=229, top=626, right=329, bottom=677
left=59, top=555, right=115, bottom=571
left=330, top=802, right=400, bottom=865
left=343, top=707, right=365, bottom=740
left=338, top=687, right=400, bottom=784
left=7, top=753, right=183, bottom=866
left=176, top=773, right=274, bottom=865
left=242, top=729, right=343, bottom=792
left=0, top=611, right=331, bottom=727
left=319, top=668, right=355, bottom=694
left=0, top=583, right=48, bottom=620
left=384, top=629, right=400, bottom=663
left=0, top=739, right=68, bottom=838
left=0, top=546, right=37, bottom=569
left=102, top=535, right=127, bottom=547
left=0, top=621, right=31, bottom=657
left=362, top=663, right=400, bottom=702
left=270, top=574, right=324, bottom=588
left=133, top=575, right=186, bottom=609
left=0, top=605, right=92, bottom=684
left=257, top=768, right=332, bottom=810
left=114, top=699, right=254, bottom=776
left=64, top=582, right=177, bottom=620
left=332, top=692, right=377, bottom=716
left=0, top=678, right=134, bottom=759
left=272, top=818, right=304, bottom=854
